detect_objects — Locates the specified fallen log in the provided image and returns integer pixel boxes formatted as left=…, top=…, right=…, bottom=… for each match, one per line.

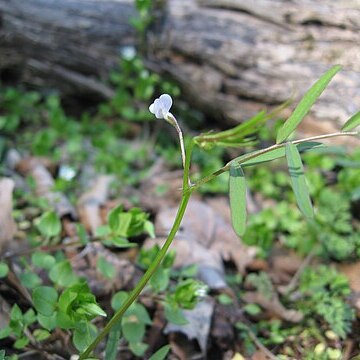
left=0, top=0, right=359, bottom=135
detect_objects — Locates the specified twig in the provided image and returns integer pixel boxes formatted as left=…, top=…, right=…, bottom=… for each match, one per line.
left=281, top=248, right=316, bottom=295
left=247, top=327, right=278, bottom=360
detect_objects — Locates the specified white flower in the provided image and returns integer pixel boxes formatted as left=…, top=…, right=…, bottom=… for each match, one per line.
left=149, top=94, right=173, bottom=119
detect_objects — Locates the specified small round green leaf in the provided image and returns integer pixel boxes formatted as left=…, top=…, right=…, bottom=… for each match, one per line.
left=73, top=322, right=97, bottom=351
left=36, top=211, right=61, bottom=238
left=33, top=286, right=58, bottom=316
left=122, top=316, right=145, bottom=343
left=0, top=262, right=9, bottom=278
left=31, top=251, right=56, bottom=269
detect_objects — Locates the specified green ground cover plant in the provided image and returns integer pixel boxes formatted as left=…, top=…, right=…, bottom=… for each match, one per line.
left=0, top=61, right=359, bottom=360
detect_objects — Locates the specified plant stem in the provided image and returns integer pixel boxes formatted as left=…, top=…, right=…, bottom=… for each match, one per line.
left=79, top=192, right=191, bottom=359
left=80, top=129, right=357, bottom=358
left=80, top=136, right=195, bottom=359
left=191, top=131, right=358, bottom=190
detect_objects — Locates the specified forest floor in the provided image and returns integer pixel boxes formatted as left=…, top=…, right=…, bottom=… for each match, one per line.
left=1, top=57, right=360, bottom=360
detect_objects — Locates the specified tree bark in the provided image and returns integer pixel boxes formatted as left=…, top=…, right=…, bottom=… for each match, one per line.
left=148, top=0, right=360, bottom=136
left=0, top=0, right=136, bottom=99
left=0, top=0, right=359, bottom=135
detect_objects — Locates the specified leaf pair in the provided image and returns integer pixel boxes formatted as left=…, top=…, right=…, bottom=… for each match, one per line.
left=229, top=143, right=315, bottom=238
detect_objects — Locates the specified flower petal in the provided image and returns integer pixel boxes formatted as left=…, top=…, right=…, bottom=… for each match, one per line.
left=154, top=99, right=163, bottom=119
left=149, top=103, right=155, bottom=114
left=159, top=94, right=172, bottom=113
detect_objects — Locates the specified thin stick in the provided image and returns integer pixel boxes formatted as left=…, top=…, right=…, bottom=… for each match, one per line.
left=247, top=327, right=278, bottom=360
left=281, top=248, right=316, bottom=294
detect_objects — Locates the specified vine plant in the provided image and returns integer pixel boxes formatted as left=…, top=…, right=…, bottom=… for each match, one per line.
left=80, top=65, right=360, bottom=358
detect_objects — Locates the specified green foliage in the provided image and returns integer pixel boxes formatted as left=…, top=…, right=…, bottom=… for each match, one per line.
left=284, top=189, right=360, bottom=260
left=342, top=110, right=360, bottom=131
left=229, top=163, right=247, bottom=236
left=57, top=281, right=106, bottom=333
left=168, top=279, right=208, bottom=310
left=0, top=350, right=18, bottom=360
left=73, top=322, right=98, bottom=352
left=148, top=345, right=171, bottom=360
left=0, top=262, right=9, bottom=278
left=33, top=286, right=58, bottom=316
left=49, top=260, right=79, bottom=287
left=131, top=0, right=153, bottom=36
left=1, top=61, right=359, bottom=360
left=286, top=142, right=314, bottom=219
left=19, top=271, right=42, bottom=289
left=191, top=145, right=228, bottom=193
left=0, top=88, right=41, bottom=133
left=242, top=202, right=302, bottom=254
left=299, top=266, right=354, bottom=338
left=102, top=56, right=179, bottom=122
left=96, top=205, right=155, bottom=248
left=35, top=211, right=61, bottom=239
left=1, top=305, right=37, bottom=349
left=110, top=291, right=151, bottom=357
left=31, top=251, right=56, bottom=269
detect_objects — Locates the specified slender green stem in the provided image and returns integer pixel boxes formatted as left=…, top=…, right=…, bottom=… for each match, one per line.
left=79, top=192, right=192, bottom=359
left=183, top=140, right=195, bottom=191
left=80, top=132, right=195, bottom=359
left=80, top=129, right=357, bottom=358
left=191, top=131, right=358, bottom=190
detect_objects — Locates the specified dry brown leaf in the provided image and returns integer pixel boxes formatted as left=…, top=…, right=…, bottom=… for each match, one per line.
left=144, top=198, right=257, bottom=290
left=337, top=261, right=360, bottom=293
left=251, top=350, right=272, bottom=360
left=139, top=169, right=184, bottom=212
left=0, top=178, right=17, bottom=253
left=71, top=243, right=135, bottom=296
left=78, top=175, right=114, bottom=235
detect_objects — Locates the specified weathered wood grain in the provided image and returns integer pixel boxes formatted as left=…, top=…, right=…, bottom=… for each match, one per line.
left=148, top=0, right=360, bottom=135
left=0, top=0, right=135, bottom=98
left=0, top=0, right=359, bottom=136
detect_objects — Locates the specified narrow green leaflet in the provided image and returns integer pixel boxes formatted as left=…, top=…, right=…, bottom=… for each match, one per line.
left=149, top=345, right=171, bottom=360
left=285, top=143, right=314, bottom=219
left=238, top=141, right=323, bottom=167
left=341, top=111, right=360, bottom=131
left=276, top=65, right=342, bottom=144
left=229, top=163, right=247, bottom=237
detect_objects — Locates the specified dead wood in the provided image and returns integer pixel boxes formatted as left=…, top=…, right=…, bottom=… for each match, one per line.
left=0, top=0, right=359, bottom=136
